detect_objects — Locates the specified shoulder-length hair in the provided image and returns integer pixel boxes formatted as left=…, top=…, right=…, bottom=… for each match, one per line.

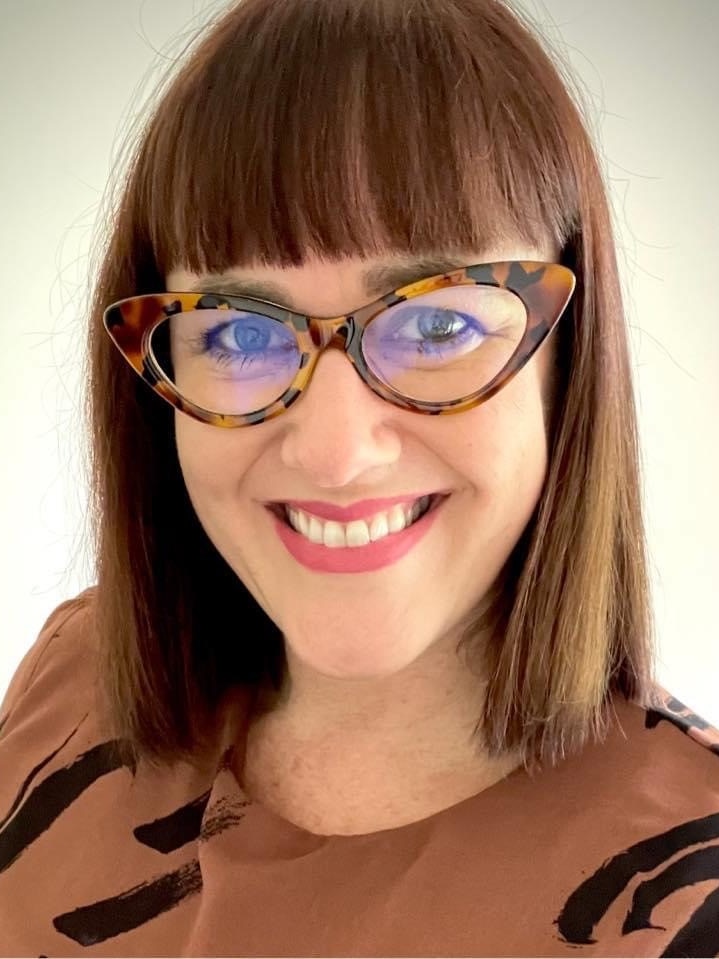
left=87, top=0, right=659, bottom=773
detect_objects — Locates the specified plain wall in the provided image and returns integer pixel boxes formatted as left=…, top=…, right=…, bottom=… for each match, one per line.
left=1, top=0, right=718, bottom=719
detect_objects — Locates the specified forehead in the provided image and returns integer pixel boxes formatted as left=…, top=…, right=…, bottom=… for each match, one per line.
left=167, top=242, right=558, bottom=311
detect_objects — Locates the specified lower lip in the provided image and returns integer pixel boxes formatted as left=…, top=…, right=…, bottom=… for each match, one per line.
left=268, top=498, right=445, bottom=574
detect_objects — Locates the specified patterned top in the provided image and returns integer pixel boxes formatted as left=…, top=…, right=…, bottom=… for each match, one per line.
left=1, top=590, right=718, bottom=958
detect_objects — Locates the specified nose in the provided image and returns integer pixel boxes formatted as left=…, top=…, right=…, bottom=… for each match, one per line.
left=279, top=349, right=402, bottom=490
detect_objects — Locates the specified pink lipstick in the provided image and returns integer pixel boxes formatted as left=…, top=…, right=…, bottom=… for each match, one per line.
left=267, top=495, right=447, bottom=574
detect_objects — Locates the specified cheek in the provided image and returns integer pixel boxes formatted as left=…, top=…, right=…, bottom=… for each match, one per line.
left=499, top=372, right=551, bottom=503
left=451, top=365, right=550, bottom=495
left=174, top=415, right=240, bottom=503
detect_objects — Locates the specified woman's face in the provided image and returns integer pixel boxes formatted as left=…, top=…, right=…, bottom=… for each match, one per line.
left=167, top=243, right=558, bottom=681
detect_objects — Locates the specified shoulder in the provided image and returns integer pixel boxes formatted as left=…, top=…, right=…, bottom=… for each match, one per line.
left=642, top=686, right=719, bottom=756
left=616, top=683, right=719, bottom=770
left=544, top=689, right=719, bottom=956
left=0, top=588, right=98, bottom=741
left=600, top=683, right=719, bottom=808
left=612, top=682, right=719, bottom=759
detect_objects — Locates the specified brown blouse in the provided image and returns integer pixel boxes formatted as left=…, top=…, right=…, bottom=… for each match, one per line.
left=1, top=590, right=718, bottom=957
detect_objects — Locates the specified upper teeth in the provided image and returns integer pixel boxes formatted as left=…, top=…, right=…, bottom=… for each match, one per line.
left=285, top=496, right=432, bottom=548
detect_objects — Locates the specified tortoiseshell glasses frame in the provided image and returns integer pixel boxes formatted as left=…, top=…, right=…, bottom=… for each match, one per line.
left=103, top=260, right=576, bottom=428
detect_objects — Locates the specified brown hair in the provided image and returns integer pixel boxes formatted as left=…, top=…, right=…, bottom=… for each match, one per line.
left=86, top=0, right=659, bottom=773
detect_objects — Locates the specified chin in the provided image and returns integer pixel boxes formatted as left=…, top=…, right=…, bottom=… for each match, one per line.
left=282, top=617, right=438, bottom=677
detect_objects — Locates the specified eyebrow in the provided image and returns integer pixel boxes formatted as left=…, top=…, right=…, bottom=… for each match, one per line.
left=185, top=255, right=477, bottom=311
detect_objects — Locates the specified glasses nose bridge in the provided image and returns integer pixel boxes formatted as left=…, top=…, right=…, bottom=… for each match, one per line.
left=307, top=314, right=354, bottom=354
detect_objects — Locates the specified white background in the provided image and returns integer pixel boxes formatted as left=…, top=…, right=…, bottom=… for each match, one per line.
left=1, top=1, right=717, bottom=719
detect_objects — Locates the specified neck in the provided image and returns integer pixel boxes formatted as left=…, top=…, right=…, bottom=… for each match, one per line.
left=234, top=630, right=523, bottom=835
left=250, top=626, right=505, bottom=777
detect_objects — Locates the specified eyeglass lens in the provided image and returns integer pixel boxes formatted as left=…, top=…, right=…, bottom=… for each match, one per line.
left=148, top=285, right=528, bottom=415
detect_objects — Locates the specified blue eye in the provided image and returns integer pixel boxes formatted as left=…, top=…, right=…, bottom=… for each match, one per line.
left=199, top=314, right=300, bottom=372
left=222, top=320, right=271, bottom=352
left=376, top=307, right=487, bottom=358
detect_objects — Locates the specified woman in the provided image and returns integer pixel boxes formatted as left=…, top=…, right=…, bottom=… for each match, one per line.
left=1, top=0, right=717, bottom=955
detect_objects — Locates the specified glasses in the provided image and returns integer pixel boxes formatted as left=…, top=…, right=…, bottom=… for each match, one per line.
left=103, top=260, right=575, bottom=428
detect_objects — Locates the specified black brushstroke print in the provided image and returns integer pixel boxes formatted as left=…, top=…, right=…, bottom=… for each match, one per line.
left=1, top=741, right=247, bottom=946
left=556, top=698, right=719, bottom=957
left=53, top=860, right=204, bottom=946
left=0, top=739, right=127, bottom=872
left=0, top=717, right=90, bottom=832
left=556, top=812, right=719, bottom=955
left=622, top=845, right=719, bottom=934
left=133, top=791, right=211, bottom=852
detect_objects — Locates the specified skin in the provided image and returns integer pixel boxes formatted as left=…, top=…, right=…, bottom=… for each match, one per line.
left=167, top=240, right=559, bottom=834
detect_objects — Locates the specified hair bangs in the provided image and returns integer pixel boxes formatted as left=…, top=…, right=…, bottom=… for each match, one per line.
left=134, top=0, right=580, bottom=279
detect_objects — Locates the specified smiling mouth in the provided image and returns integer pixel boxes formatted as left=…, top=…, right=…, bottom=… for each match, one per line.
left=266, top=492, right=450, bottom=570
left=266, top=492, right=448, bottom=531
